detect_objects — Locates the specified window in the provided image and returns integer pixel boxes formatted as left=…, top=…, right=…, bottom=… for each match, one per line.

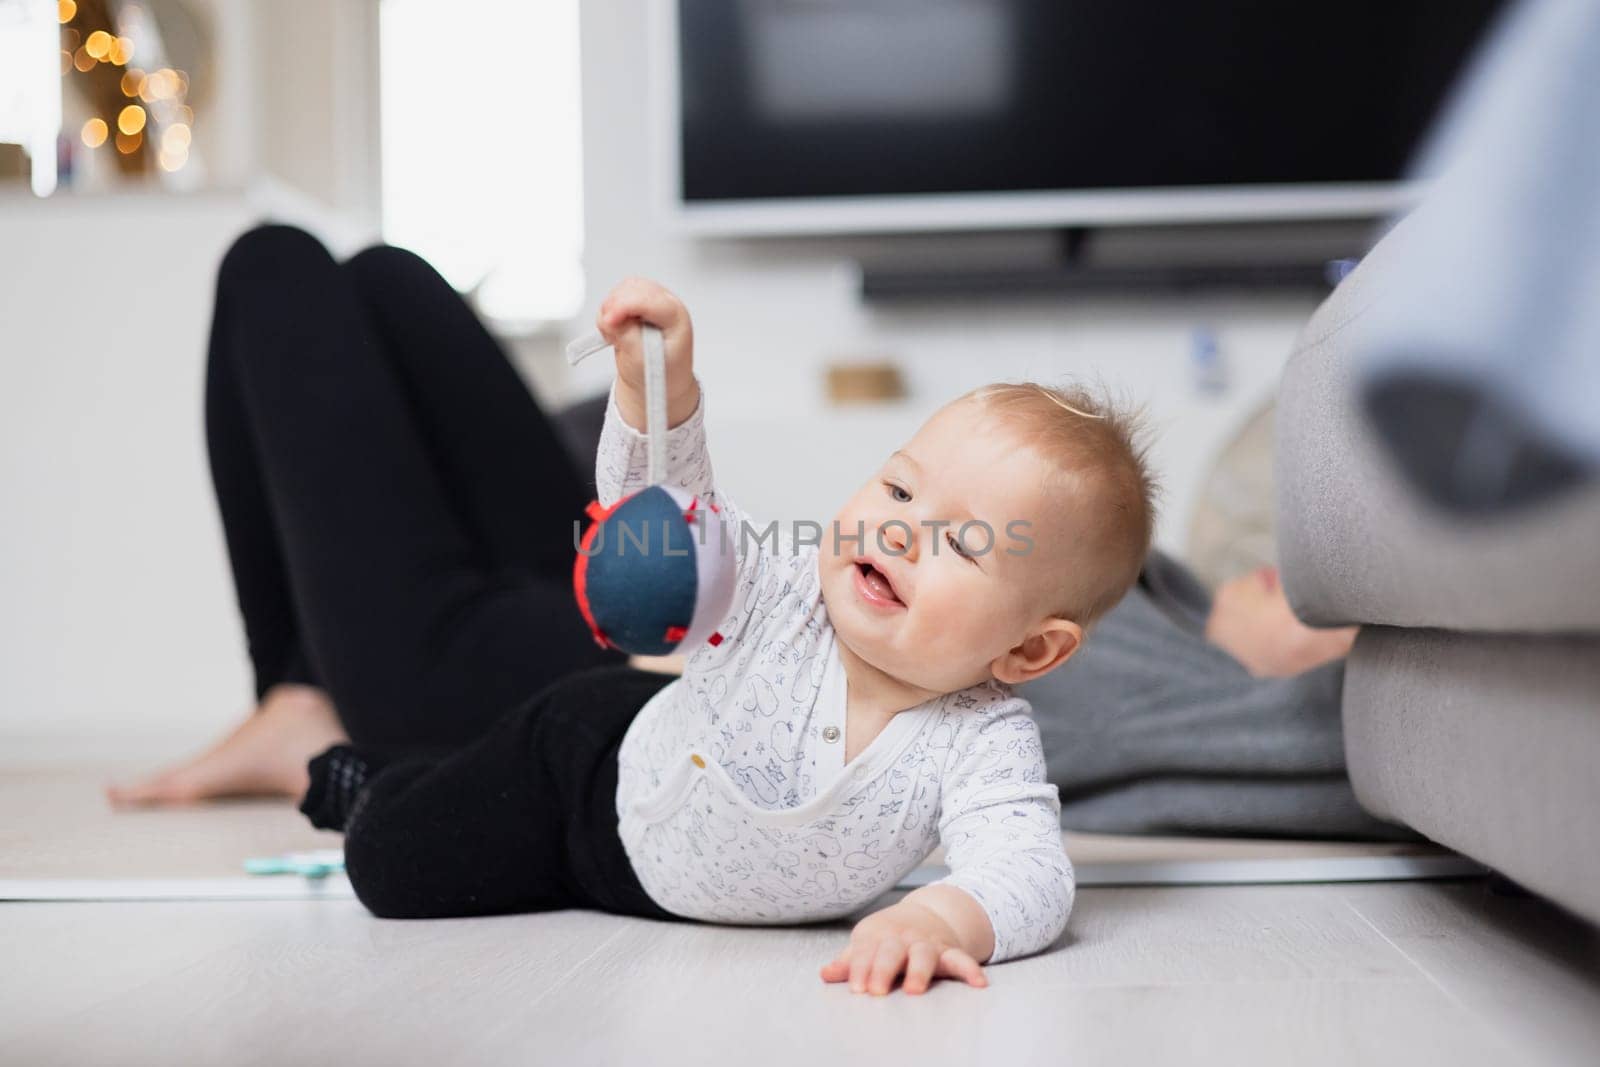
left=0, top=0, right=64, bottom=196
left=379, top=0, right=585, bottom=329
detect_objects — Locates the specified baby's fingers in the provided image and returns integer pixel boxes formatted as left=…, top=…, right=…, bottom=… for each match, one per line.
left=598, top=278, right=681, bottom=333
left=866, top=939, right=909, bottom=996
left=845, top=941, right=882, bottom=994
left=937, top=947, right=989, bottom=988
left=902, top=942, right=942, bottom=995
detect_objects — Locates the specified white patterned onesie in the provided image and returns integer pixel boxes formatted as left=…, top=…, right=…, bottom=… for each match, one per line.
left=599, top=383, right=1074, bottom=964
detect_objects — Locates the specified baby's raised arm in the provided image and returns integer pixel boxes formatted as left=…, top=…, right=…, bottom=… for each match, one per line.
left=588, top=278, right=796, bottom=656
left=591, top=278, right=711, bottom=509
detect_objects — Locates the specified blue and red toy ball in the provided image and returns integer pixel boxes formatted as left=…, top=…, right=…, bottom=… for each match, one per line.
left=572, top=484, right=739, bottom=657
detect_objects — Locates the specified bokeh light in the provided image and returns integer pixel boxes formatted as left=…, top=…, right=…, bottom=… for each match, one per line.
left=84, top=30, right=111, bottom=59
left=72, top=46, right=95, bottom=72
left=117, top=104, right=146, bottom=135
left=120, top=69, right=144, bottom=97
left=139, top=69, right=179, bottom=102
left=115, top=129, right=142, bottom=154
left=109, top=36, right=134, bottom=66
left=81, top=118, right=108, bottom=148
left=57, top=0, right=76, bottom=24
left=161, top=123, right=190, bottom=150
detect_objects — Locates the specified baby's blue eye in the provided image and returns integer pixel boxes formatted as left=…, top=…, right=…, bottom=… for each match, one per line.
left=885, top=482, right=911, bottom=503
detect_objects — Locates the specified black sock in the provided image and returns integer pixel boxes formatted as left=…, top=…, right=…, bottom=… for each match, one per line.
left=299, top=744, right=372, bottom=832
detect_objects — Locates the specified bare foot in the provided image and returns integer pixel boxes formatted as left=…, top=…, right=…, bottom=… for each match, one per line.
left=105, top=683, right=349, bottom=809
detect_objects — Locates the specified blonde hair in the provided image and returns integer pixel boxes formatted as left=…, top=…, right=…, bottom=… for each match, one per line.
left=961, top=380, right=1160, bottom=629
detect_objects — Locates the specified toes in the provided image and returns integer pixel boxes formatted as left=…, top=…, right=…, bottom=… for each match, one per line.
left=107, top=782, right=155, bottom=808
left=106, top=776, right=160, bottom=806
left=106, top=771, right=203, bottom=807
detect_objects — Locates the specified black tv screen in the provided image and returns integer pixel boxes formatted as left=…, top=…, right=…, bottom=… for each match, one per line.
left=677, top=0, right=1505, bottom=217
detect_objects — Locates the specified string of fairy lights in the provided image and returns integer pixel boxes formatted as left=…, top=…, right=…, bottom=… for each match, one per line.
left=58, top=0, right=193, bottom=174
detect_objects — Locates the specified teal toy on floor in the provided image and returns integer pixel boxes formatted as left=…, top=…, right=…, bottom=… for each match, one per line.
left=244, top=848, right=345, bottom=879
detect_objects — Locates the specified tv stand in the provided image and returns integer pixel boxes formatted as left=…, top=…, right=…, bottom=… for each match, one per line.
left=858, top=221, right=1360, bottom=302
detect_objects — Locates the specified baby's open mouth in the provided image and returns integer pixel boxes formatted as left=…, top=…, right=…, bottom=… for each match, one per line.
left=854, top=559, right=904, bottom=607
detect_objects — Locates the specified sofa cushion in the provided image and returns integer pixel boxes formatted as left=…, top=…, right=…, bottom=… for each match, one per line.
left=1273, top=211, right=1600, bottom=632
left=1343, top=627, right=1600, bottom=924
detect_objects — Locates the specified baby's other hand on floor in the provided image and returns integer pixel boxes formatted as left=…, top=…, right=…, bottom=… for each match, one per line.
left=820, top=899, right=989, bottom=995
left=1204, top=565, right=1358, bottom=678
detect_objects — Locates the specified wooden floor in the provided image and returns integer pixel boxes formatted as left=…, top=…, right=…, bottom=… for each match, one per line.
left=4, top=768, right=1599, bottom=1066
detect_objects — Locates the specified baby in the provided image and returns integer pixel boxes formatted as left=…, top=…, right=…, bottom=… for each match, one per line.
left=593, top=278, right=1157, bottom=993
left=301, top=276, right=1156, bottom=998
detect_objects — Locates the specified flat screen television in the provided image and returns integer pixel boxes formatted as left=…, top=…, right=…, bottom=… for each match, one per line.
left=657, top=0, right=1506, bottom=235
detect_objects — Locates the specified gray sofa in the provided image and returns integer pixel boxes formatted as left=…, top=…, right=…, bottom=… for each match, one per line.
left=1274, top=209, right=1600, bottom=923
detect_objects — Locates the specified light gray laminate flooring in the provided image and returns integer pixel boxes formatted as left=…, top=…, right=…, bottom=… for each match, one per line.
left=4, top=766, right=1598, bottom=1066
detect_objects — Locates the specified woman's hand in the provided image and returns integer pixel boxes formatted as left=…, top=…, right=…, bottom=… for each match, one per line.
left=595, top=277, right=699, bottom=431
left=1204, top=565, right=1358, bottom=678
left=819, top=899, right=989, bottom=995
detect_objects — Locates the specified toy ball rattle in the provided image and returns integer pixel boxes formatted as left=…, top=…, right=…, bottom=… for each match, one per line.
left=565, top=323, right=737, bottom=657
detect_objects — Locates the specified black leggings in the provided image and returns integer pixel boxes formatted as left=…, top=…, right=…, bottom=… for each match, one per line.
left=323, top=664, right=679, bottom=921
left=208, top=223, right=675, bottom=921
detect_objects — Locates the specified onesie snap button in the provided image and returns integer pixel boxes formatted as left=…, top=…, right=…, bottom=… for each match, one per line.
left=822, top=726, right=841, bottom=743
left=690, top=753, right=706, bottom=768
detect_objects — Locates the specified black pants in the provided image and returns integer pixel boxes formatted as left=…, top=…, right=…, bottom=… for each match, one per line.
left=207, top=222, right=676, bottom=921
left=326, top=664, right=679, bottom=921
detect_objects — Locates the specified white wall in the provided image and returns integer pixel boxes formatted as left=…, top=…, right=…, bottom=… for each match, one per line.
left=0, top=1, right=384, bottom=761
left=0, top=190, right=263, bottom=761
left=569, top=0, right=1323, bottom=559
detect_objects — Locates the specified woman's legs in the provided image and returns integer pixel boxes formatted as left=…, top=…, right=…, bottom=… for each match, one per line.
left=202, top=248, right=328, bottom=704
left=210, top=223, right=620, bottom=751
left=110, top=223, right=620, bottom=805
left=339, top=243, right=590, bottom=577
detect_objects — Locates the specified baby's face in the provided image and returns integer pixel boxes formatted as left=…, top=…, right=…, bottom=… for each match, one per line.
left=819, top=398, right=1076, bottom=695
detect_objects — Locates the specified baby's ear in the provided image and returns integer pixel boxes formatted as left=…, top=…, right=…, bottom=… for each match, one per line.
left=990, top=616, right=1082, bottom=685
